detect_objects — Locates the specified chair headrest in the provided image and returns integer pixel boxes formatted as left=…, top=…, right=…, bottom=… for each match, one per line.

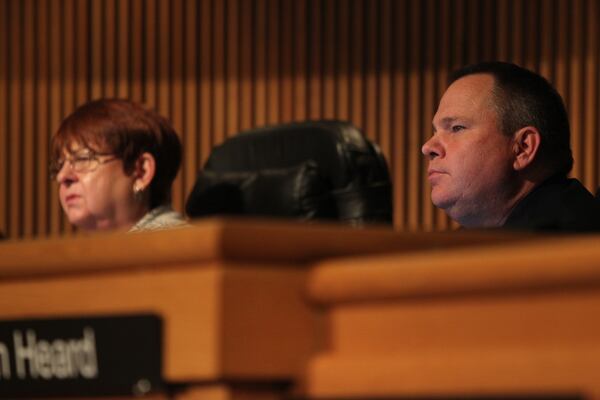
left=204, top=120, right=390, bottom=189
left=187, top=120, right=393, bottom=224
left=186, top=161, right=336, bottom=219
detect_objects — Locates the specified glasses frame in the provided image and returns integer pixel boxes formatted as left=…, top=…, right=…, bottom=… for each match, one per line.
left=50, top=151, right=119, bottom=179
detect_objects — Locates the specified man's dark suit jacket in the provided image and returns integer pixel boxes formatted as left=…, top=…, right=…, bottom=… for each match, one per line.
left=503, top=175, right=600, bottom=232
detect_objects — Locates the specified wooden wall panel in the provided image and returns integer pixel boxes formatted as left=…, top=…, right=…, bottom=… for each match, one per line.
left=0, top=0, right=7, bottom=236
left=8, top=0, right=22, bottom=239
left=1, top=0, right=600, bottom=239
left=35, top=0, right=49, bottom=237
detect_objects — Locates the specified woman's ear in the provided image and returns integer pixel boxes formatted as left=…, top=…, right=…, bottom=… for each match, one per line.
left=133, top=152, right=156, bottom=191
left=512, top=127, right=541, bottom=171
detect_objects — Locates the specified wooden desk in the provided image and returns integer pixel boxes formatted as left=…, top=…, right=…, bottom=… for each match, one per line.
left=306, top=234, right=600, bottom=399
left=0, top=219, right=531, bottom=399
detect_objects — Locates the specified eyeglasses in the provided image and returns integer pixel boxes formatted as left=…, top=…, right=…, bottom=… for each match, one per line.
left=50, top=152, right=119, bottom=178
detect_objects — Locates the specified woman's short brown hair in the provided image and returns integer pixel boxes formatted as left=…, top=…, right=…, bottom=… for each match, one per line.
left=52, top=99, right=182, bottom=208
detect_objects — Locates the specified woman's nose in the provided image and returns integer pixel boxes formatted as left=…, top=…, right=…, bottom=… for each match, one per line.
left=55, top=161, right=76, bottom=185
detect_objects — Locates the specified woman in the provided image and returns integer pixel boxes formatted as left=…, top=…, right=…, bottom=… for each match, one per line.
left=51, top=99, right=187, bottom=232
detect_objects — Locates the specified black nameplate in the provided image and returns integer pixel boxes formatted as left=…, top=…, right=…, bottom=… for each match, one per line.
left=0, top=314, right=163, bottom=398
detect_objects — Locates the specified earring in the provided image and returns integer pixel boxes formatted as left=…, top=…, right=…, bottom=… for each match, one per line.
left=133, top=184, right=144, bottom=202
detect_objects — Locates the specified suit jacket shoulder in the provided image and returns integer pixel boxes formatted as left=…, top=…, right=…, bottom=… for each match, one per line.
left=504, top=176, right=600, bottom=232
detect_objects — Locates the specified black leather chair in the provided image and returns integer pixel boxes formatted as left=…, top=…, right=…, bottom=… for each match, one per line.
left=185, top=120, right=393, bottom=225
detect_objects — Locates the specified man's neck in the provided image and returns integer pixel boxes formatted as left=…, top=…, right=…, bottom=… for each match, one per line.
left=495, top=180, right=539, bottom=227
left=455, top=179, right=541, bottom=229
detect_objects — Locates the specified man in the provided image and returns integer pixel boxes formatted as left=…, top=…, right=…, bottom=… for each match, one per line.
left=422, top=61, right=600, bottom=231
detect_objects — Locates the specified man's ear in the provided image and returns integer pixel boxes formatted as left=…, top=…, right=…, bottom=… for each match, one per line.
left=512, top=127, right=541, bottom=171
left=133, top=152, right=156, bottom=191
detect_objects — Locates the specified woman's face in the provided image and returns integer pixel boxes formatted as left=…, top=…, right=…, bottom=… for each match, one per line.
left=55, top=144, right=144, bottom=231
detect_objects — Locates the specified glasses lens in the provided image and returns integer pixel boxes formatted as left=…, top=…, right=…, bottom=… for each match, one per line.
left=71, top=155, right=96, bottom=173
left=51, top=152, right=115, bottom=178
left=49, top=160, right=64, bottom=178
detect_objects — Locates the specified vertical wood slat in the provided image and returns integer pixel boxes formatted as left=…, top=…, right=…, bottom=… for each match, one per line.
left=466, top=0, right=479, bottom=64
left=157, top=0, right=170, bottom=120
left=583, top=0, right=598, bottom=189
left=497, top=0, right=509, bottom=61
left=144, top=0, right=156, bottom=108
left=104, top=0, right=116, bottom=98
left=350, top=0, right=364, bottom=129
left=569, top=0, right=583, bottom=180
left=406, top=1, right=421, bottom=231
left=63, top=0, right=75, bottom=133
left=279, top=0, right=294, bottom=122
left=48, top=0, right=62, bottom=236
left=555, top=0, right=569, bottom=107
left=212, top=0, right=226, bottom=142
left=0, top=0, right=8, bottom=236
left=9, top=0, right=22, bottom=238
left=226, top=0, right=240, bottom=137
left=364, top=0, right=378, bottom=144
left=322, top=0, right=336, bottom=120
left=36, top=0, right=49, bottom=237
left=23, top=0, right=35, bottom=238
left=293, top=0, right=307, bottom=121
left=524, top=0, right=539, bottom=72
left=184, top=0, right=198, bottom=195
left=307, top=0, right=321, bottom=120
left=391, top=0, right=407, bottom=230
left=117, top=0, right=130, bottom=98
left=75, top=0, right=89, bottom=106
left=3, top=0, right=600, bottom=239
left=253, top=0, right=266, bottom=127
left=90, top=0, right=103, bottom=99
left=511, top=0, right=524, bottom=65
left=596, top=0, right=600, bottom=187
left=199, top=0, right=212, bottom=166
left=171, top=0, right=184, bottom=212
left=377, top=0, right=391, bottom=162
left=130, top=0, right=143, bottom=102
left=451, top=0, right=465, bottom=69
left=239, top=0, right=253, bottom=130
left=539, top=0, right=554, bottom=81
left=266, top=0, right=280, bottom=124
left=480, top=0, right=495, bottom=61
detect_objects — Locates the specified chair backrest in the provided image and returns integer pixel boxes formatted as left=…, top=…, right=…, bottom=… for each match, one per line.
left=186, top=120, right=393, bottom=225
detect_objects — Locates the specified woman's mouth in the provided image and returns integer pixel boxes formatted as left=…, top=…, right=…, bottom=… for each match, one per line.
left=64, top=194, right=81, bottom=204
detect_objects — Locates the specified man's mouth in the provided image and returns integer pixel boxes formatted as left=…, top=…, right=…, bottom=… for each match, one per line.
left=427, top=169, right=448, bottom=185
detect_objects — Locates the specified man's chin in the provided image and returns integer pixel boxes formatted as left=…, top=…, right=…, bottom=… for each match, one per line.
left=431, top=192, right=455, bottom=211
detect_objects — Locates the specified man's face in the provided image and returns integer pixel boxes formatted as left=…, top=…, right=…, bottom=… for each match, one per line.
left=422, top=74, right=517, bottom=227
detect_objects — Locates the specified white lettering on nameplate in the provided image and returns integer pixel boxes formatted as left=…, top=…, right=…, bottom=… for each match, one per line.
left=0, top=327, right=98, bottom=381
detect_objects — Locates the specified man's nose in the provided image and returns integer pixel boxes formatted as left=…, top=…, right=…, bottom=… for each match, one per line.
left=421, top=135, right=443, bottom=160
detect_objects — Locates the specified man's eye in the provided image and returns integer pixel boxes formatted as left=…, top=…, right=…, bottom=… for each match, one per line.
left=451, top=125, right=466, bottom=132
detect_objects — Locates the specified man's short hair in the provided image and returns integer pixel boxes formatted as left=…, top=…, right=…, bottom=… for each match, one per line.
left=449, top=61, right=573, bottom=176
